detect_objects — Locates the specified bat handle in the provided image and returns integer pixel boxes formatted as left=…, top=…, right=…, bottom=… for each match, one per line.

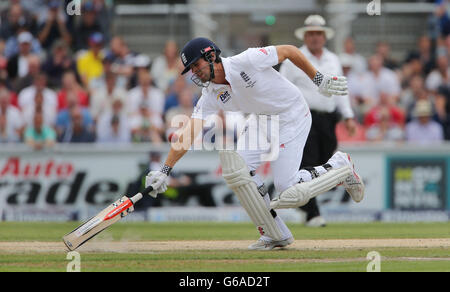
left=142, top=185, right=154, bottom=196
left=130, top=185, right=154, bottom=204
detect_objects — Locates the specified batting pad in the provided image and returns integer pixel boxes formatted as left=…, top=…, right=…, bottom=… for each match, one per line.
left=270, top=165, right=352, bottom=209
left=219, top=151, right=284, bottom=241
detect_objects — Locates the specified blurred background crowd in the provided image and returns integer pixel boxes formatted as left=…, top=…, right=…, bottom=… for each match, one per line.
left=0, top=0, right=450, bottom=150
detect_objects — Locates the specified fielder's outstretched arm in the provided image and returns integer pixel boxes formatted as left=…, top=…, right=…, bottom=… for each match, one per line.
left=275, top=45, right=348, bottom=96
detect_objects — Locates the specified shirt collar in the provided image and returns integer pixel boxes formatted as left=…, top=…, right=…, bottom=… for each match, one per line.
left=220, top=56, right=232, bottom=84
left=208, top=57, right=232, bottom=91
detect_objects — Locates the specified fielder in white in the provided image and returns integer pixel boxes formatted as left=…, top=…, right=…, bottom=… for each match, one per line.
left=145, top=37, right=365, bottom=250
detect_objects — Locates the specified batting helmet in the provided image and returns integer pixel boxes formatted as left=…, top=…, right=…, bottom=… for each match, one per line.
left=180, top=37, right=221, bottom=75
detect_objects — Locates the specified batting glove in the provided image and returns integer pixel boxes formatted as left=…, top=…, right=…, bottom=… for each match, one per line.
left=314, top=72, right=348, bottom=97
left=145, top=166, right=171, bottom=198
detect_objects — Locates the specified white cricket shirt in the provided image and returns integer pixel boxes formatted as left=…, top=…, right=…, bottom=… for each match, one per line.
left=279, top=46, right=354, bottom=119
left=191, top=46, right=310, bottom=144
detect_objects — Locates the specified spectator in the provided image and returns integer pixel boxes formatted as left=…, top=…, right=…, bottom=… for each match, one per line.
left=151, top=40, right=183, bottom=93
left=376, top=41, right=399, bottom=70
left=0, top=57, right=7, bottom=83
left=55, top=92, right=94, bottom=139
left=434, top=0, right=450, bottom=37
left=435, top=85, right=450, bottom=139
left=41, top=39, right=77, bottom=88
left=400, top=53, right=425, bottom=89
left=165, top=87, right=195, bottom=124
left=0, top=78, right=17, bottom=106
left=89, top=53, right=127, bottom=91
left=24, top=110, right=56, bottom=150
left=360, top=54, right=401, bottom=107
left=405, top=85, right=438, bottom=124
left=57, top=71, right=89, bottom=111
left=0, top=114, right=7, bottom=142
left=108, top=36, right=135, bottom=82
left=92, top=0, right=113, bottom=43
left=335, top=120, right=366, bottom=143
left=129, top=102, right=164, bottom=143
left=128, top=53, right=151, bottom=90
left=339, top=37, right=367, bottom=74
left=90, top=72, right=127, bottom=121
left=96, top=98, right=131, bottom=143
left=340, top=54, right=367, bottom=123
left=164, top=87, right=195, bottom=141
left=0, top=88, right=24, bottom=143
left=365, top=107, right=404, bottom=142
left=12, top=54, right=41, bottom=93
left=164, top=75, right=188, bottom=113
left=399, top=75, right=427, bottom=111
left=6, top=32, right=40, bottom=80
left=405, top=99, right=444, bottom=144
left=76, top=32, right=105, bottom=88
left=37, top=0, right=72, bottom=51
left=364, top=91, right=405, bottom=128
left=4, top=30, right=41, bottom=60
left=440, top=34, right=450, bottom=60
left=58, top=105, right=95, bottom=143
left=0, top=1, right=37, bottom=40
left=0, top=37, right=4, bottom=54
left=0, top=38, right=7, bottom=78
left=23, top=0, right=50, bottom=25
left=18, top=73, right=57, bottom=126
left=405, top=35, right=435, bottom=76
left=128, top=70, right=165, bottom=123
left=72, top=1, right=103, bottom=51
left=425, top=53, right=450, bottom=93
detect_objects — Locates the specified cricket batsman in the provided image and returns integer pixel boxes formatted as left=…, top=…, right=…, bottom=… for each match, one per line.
left=145, top=37, right=364, bottom=250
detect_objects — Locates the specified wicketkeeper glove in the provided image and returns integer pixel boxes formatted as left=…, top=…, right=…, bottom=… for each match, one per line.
left=313, top=72, right=348, bottom=97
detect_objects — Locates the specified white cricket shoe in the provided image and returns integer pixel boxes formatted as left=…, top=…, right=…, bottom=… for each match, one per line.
left=305, top=216, right=327, bottom=227
left=248, top=237, right=294, bottom=251
left=329, top=151, right=365, bottom=203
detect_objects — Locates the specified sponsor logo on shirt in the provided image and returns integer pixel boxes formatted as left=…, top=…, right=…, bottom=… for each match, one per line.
left=217, top=91, right=231, bottom=104
left=240, top=71, right=250, bottom=82
left=240, top=71, right=256, bottom=88
left=259, top=48, right=268, bottom=55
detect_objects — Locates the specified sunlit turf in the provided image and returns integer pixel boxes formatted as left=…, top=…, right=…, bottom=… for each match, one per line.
left=0, top=222, right=448, bottom=272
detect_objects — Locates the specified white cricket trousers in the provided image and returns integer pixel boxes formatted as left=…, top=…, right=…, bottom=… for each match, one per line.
left=236, top=113, right=311, bottom=241
left=237, top=113, right=312, bottom=195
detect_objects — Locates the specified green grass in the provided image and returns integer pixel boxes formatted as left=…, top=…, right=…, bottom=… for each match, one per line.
left=1, top=248, right=449, bottom=272
left=0, top=222, right=449, bottom=272
left=1, top=222, right=449, bottom=241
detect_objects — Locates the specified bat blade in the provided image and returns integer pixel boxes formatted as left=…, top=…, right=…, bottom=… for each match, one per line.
left=62, top=193, right=143, bottom=251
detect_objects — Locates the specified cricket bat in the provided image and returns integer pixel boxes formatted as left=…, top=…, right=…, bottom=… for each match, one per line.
left=62, top=185, right=154, bottom=251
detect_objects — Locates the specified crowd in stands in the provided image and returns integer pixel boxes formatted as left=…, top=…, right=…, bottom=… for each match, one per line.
left=336, top=0, right=450, bottom=145
left=0, top=0, right=200, bottom=150
left=1, top=0, right=450, bottom=150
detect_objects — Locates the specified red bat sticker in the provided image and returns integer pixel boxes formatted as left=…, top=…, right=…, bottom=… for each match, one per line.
left=104, top=199, right=133, bottom=220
